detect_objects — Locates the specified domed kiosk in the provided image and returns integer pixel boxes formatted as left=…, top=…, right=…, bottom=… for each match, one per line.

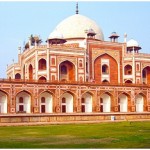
left=127, top=39, right=141, bottom=53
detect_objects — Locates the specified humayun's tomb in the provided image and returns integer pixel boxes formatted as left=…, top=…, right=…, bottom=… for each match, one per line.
left=0, top=3, right=150, bottom=124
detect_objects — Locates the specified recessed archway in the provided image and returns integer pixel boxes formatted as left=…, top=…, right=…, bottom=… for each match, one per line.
left=39, top=59, right=46, bottom=70
left=118, top=94, right=128, bottom=112
left=100, top=93, right=111, bottom=112
left=81, top=92, right=92, bottom=113
left=16, top=91, right=31, bottom=113
left=124, top=65, right=132, bottom=75
left=60, top=92, right=74, bottom=113
left=29, top=64, right=33, bottom=80
left=15, top=73, right=21, bottom=79
left=142, top=66, right=150, bottom=84
left=39, top=92, right=53, bottom=113
left=0, top=91, right=7, bottom=113
left=39, top=76, right=47, bottom=82
left=59, top=61, right=75, bottom=82
left=135, top=94, right=144, bottom=112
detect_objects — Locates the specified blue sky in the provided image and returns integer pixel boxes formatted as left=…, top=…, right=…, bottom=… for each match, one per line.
left=0, top=1, right=150, bottom=78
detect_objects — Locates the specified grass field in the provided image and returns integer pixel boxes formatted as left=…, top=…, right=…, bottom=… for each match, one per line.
left=0, top=121, right=149, bottom=148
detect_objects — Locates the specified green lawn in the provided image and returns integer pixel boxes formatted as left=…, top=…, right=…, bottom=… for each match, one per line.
left=0, top=121, right=149, bottom=148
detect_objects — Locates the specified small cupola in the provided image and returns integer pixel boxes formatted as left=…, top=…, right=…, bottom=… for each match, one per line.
left=109, top=32, right=119, bottom=42
left=127, top=39, right=141, bottom=53
left=48, top=29, right=66, bottom=45
left=86, top=28, right=96, bottom=39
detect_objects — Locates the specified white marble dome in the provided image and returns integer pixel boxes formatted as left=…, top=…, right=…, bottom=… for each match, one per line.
left=48, top=29, right=64, bottom=39
left=127, top=39, right=139, bottom=47
left=54, top=14, right=104, bottom=40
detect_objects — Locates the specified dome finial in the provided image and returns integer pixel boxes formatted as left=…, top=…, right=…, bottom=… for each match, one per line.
left=76, top=2, right=79, bottom=14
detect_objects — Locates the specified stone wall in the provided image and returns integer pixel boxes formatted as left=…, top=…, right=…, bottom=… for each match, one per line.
left=0, top=113, right=150, bottom=124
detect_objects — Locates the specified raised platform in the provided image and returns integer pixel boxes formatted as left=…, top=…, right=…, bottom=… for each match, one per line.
left=0, top=112, right=150, bottom=126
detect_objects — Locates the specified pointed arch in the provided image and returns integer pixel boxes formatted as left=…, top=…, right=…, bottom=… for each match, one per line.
left=94, top=53, right=118, bottom=84
left=118, top=92, right=131, bottom=112
left=118, top=93, right=128, bottom=112
left=60, top=92, right=74, bottom=113
left=29, top=64, right=33, bottom=80
left=142, top=66, right=150, bottom=84
left=39, top=76, right=47, bottom=82
left=59, top=60, right=75, bottom=82
left=38, top=58, right=46, bottom=70
left=100, top=92, right=112, bottom=112
left=81, top=92, right=93, bottom=113
left=124, top=64, right=132, bottom=75
left=39, top=91, right=53, bottom=113
left=0, top=90, right=8, bottom=113
left=135, top=93, right=146, bottom=112
left=15, top=73, right=21, bottom=79
left=16, top=91, right=31, bottom=113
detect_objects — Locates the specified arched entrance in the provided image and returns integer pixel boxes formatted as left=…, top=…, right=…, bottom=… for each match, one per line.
left=39, top=92, right=53, bottom=113
left=60, top=92, right=73, bottom=113
left=0, top=91, right=7, bottom=113
left=94, top=54, right=118, bottom=84
left=100, top=93, right=111, bottom=112
left=118, top=94, right=128, bottom=112
left=142, top=66, right=150, bottom=84
left=16, top=91, right=31, bottom=113
left=15, top=73, right=21, bottom=79
left=39, top=76, right=47, bottom=82
left=38, top=59, right=46, bottom=70
left=81, top=93, right=92, bottom=113
left=59, top=61, right=75, bottom=82
left=124, top=65, right=132, bottom=75
left=135, top=94, right=144, bottom=112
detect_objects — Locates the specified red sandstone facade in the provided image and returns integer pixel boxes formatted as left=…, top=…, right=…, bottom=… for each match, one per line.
left=0, top=9, right=150, bottom=119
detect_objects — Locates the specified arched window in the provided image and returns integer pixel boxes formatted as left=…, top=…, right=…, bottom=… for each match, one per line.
left=100, top=98, right=103, bottom=103
left=137, top=64, right=140, bottom=71
left=15, top=73, right=21, bottom=79
left=62, top=97, right=66, bottom=103
left=102, top=64, right=109, bottom=74
left=19, top=97, right=24, bottom=112
left=81, top=98, right=85, bottom=103
left=51, top=58, right=55, bottom=65
left=124, top=65, right=132, bottom=75
left=38, top=59, right=46, bottom=70
left=29, top=64, right=33, bottom=80
left=19, top=97, right=23, bottom=103
left=41, top=97, right=45, bottom=103
left=79, top=60, right=83, bottom=68
left=52, top=75, right=55, bottom=81
left=61, top=65, right=67, bottom=74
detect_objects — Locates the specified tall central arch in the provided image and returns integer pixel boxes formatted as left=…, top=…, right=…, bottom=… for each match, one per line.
left=59, top=61, right=75, bottom=82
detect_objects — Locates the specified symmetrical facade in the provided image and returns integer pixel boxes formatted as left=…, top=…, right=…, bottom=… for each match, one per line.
left=1, top=6, right=150, bottom=116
